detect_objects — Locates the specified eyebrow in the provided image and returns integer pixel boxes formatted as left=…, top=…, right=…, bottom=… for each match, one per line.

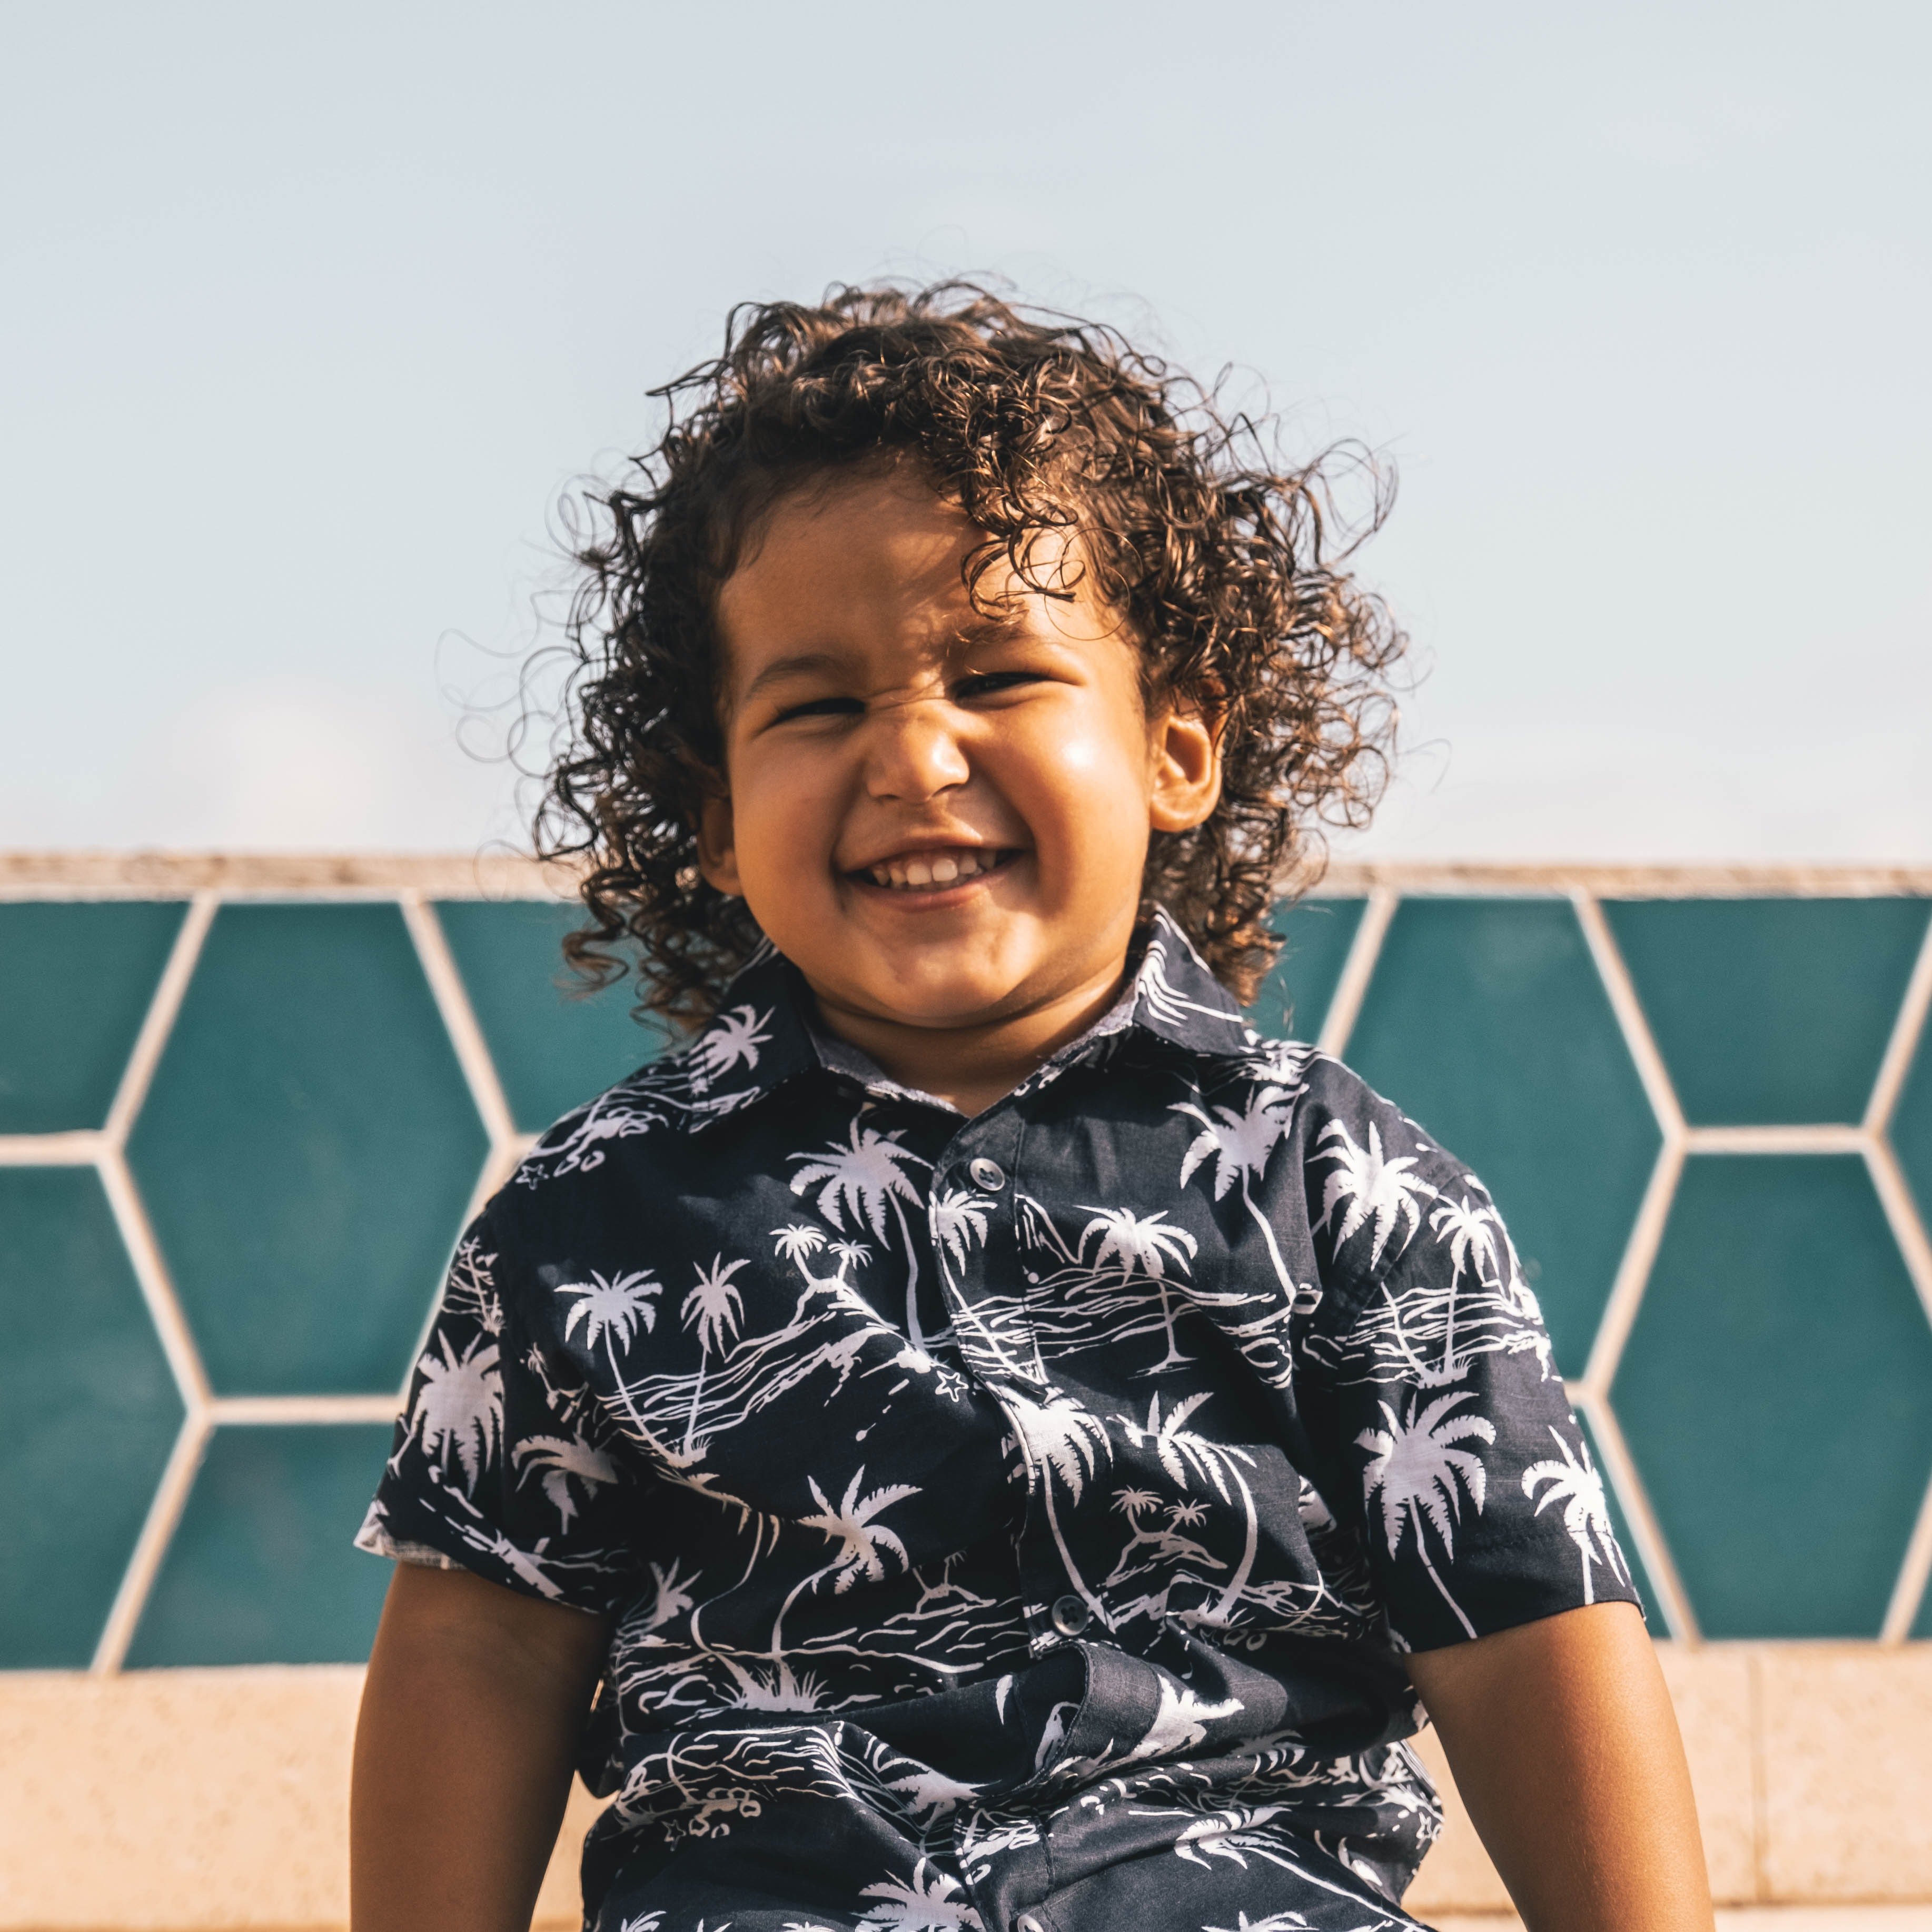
left=738, top=650, right=848, bottom=706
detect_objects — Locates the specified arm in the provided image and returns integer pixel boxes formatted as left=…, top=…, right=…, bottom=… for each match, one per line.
left=1405, top=1601, right=1712, bottom=1932
left=351, top=1560, right=612, bottom=1932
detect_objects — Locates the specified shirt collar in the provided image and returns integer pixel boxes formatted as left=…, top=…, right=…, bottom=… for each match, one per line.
left=677, top=907, right=1255, bottom=1127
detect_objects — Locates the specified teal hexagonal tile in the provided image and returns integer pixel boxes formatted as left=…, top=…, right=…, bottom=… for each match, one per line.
left=125, top=1423, right=394, bottom=1666
left=433, top=899, right=669, bottom=1133
left=1893, top=995, right=1932, bottom=1232
left=0, top=901, right=187, bottom=1133
left=1246, top=898, right=1365, bottom=1042
left=1344, top=899, right=1660, bottom=1379
left=0, top=1167, right=184, bottom=1667
left=127, top=904, right=489, bottom=1395
left=1613, top=1155, right=1932, bottom=1637
left=1603, top=897, right=1930, bottom=1125
left=1572, top=1409, right=1665, bottom=1631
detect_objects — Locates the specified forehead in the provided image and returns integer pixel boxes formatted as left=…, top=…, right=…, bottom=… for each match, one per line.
left=717, top=470, right=980, bottom=648
left=713, top=469, right=1108, bottom=682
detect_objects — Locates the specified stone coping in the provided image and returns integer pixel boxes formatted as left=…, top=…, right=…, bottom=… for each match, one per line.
left=4, top=851, right=1931, bottom=898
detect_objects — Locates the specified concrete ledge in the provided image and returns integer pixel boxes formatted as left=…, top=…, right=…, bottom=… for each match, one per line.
left=2, top=1646, right=1929, bottom=1929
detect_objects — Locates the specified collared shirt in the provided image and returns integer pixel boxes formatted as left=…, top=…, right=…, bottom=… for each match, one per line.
left=360, top=911, right=1635, bottom=1932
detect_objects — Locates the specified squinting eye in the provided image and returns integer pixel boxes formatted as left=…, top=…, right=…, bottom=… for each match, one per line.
left=956, top=671, right=1041, bottom=699
left=774, top=696, right=865, bottom=723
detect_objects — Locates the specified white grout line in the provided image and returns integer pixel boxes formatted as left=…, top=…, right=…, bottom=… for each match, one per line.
left=0, top=1132, right=102, bottom=1165
left=1866, top=904, right=1932, bottom=1134
left=95, top=1145, right=211, bottom=1413
left=102, top=893, right=218, bottom=1147
left=1880, top=1462, right=1932, bottom=1644
left=210, top=1394, right=402, bottom=1425
left=1570, top=891, right=1687, bottom=1141
left=90, top=1410, right=212, bottom=1675
left=1577, top=1389, right=1701, bottom=1642
left=1685, top=1124, right=1869, bottom=1155
left=1865, top=1139, right=1932, bottom=1330
left=398, top=891, right=519, bottom=1148
left=1582, top=1137, right=1686, bottom=1393
left=1315, top=887, right=1398, bottom=1058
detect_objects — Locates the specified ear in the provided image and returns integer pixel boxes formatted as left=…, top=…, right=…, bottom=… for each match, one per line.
left=694, top=788, right=744, bottom=898
left=1147, top=700, right=1223, bottom=833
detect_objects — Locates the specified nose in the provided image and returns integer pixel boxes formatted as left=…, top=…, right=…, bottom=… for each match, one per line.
left=862, top=698, right=970, bottom=802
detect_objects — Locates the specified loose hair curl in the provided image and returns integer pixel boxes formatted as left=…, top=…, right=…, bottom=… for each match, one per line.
left=537, top=282, right=1404, bottom=1022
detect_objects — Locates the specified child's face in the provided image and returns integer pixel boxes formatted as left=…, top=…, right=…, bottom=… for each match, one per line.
left=698, top=469, right=1220, bottom=1039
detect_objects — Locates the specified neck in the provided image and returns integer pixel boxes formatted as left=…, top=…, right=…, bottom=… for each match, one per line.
left=807, top=959, right=1133, bottom=1116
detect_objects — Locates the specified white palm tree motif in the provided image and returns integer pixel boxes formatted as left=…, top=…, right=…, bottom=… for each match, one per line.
left=856, top=1857, right=982, bottom=1930
left=1522, top=1428, right=1629, bottom=1605
left=557, top=1269, right=661, bottom=1351
left=1173, top=1085, right=1300, bottom=1297
left=929, top=1187, right=989, bottom=1274
left=554, top=1269, right=679, bottom=1468
left=830, top=1239, right=873, bottom=1280
left=640, top=1557, right=698, bottom=1632
left=679, top=1254, right=749, bottom=1454
left=1005, top=1390, right=1113, bottom=1628
left=1078, top=1204, right=1200, bottom=1370
left=1357, top=1385, right=1496, bottom=1637
left=790, top=1124, right=934, bottom=1346
left=511, top=1432, right=617, bottom=1528
left=1124, top=1391, right=1261, bottom=1623
left=1313, top=1117, right=1436, bottom=1267
left=772, top=1221, right=827, bottom=1268
left=798, top=1465, right=920, bottom=1593
left=689, top=1002, right=771, bottom=1085
left=410, top=1332, right=502, bottom=1492
left=1428, top=1192, right=1501, bottom=1364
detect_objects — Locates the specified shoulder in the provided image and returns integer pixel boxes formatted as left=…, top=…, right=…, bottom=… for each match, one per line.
left=509, top=1017, right=781, bottom=1192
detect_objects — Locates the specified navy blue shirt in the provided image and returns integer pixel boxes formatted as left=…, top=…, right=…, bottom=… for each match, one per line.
left=360, top=911, right=1634, bottom=1931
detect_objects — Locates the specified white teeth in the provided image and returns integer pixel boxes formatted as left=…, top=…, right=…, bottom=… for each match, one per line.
left=863, top=848, right=998, bottom=890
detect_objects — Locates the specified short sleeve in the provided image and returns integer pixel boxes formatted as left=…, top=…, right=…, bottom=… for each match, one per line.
left=1304, top=1079, right=1640, bottom=1652
left=356, top=1209, right=644, bottom=1614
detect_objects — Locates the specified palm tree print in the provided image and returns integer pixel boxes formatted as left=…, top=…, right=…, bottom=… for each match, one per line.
left=680, top=1254, right=749, bottom=1454
left=1123, top=1391, right=1261, bottom=1623
left=1314, top=1117, right=1437, bottom=1268
left=1427, top=1192, right=1501, bottom=1365
left=1077, top=1205, right=1198, bottom=1370
left=688, top=1001, right=772, bottom=1087
left=1357, top=1385, right=1497, bottom=1638
left=1521, top=1428, right=1629, bottom=1605
left=558, top=1268, right=662, bottom=1351
left=511, top=1432, right=617, bottom=1528
left=790, top=1123, right=934, bottom=1346
left=855, top=1856, right=983, bottom=1930
left=408, top=1331, right=502, bottom=1492
left=798, top=1465, right=922, bottom=1593
left=1173, top=1085, right=1301, bottom=1296
left=1004, top=1390, right=1113, bottom=1627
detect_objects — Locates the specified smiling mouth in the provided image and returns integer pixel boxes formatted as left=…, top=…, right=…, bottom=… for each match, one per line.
left=856, top=846, right=1016, bottom=891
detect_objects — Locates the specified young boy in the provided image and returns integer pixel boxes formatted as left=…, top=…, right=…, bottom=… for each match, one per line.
left=351, top=286, right=1712, bottom=1931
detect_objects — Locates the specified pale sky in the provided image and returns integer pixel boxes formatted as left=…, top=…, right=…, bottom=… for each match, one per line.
left=4, top=2, right=1927, bottom=860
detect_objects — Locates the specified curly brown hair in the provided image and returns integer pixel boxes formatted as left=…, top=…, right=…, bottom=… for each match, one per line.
left=536, top=282, right=1404, bottom=1022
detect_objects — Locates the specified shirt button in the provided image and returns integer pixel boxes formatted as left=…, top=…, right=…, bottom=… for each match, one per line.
left=968, top=1156, right=1006, bottom=1192
left=1050, top=1593, right=1091, bottom=1637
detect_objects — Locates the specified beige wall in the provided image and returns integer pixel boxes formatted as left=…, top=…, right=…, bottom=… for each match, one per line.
left=2, top=1646, right=1929, bottom=1929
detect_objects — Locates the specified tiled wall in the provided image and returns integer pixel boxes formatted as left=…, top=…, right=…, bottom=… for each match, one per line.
left=4, top=863, right=1932, bottom=1677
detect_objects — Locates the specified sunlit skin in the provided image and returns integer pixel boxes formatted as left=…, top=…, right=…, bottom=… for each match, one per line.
left=697, top=466, right=1221, bottom=1115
